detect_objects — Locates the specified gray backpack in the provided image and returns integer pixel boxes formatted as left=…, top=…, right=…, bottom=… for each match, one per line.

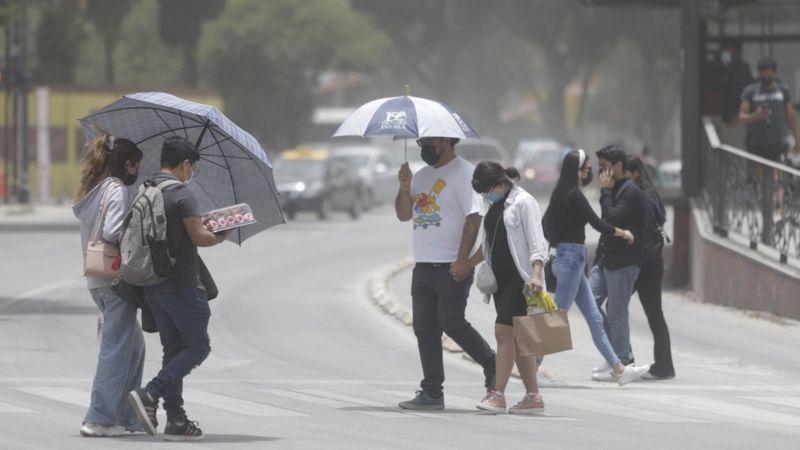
left=119, top=178, right=182, bottom=286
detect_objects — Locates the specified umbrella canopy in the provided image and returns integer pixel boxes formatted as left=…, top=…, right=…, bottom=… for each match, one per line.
left=332, top=95, right=479, bottom=140
left=80, top=92, right=284, bottom=245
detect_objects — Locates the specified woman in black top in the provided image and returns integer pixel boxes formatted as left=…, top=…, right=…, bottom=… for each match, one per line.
left=542, top=150, right=647, bottom=385
left=625, top=156, right=675, bottom=379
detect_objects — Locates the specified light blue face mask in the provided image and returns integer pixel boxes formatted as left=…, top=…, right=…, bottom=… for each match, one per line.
left=184, top=164, right=196, bottom=185
left=482, top=192, right=504, bottom=203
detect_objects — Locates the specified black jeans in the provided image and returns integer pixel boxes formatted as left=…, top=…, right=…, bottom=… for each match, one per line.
left=633, top=255, right=675, bottom=377
left=411, top=264, right=495, bottom=397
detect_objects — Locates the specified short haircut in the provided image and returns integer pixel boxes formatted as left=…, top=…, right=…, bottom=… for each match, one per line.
left=757, top=57, right=777, bottom=71
left=595, top=144, right=627, bottom=166
left=161, top=136, right=199, bottom=168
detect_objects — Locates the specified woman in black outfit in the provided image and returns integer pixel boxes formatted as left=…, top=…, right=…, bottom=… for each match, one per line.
left=625, top=156, right=675, bottom=379
left=541, top=150, right=647, bottom=386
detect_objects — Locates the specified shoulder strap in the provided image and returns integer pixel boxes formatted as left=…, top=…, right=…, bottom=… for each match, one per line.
left=487, top=206, right=505, bottom=258
left=156, top=178, right=183, bottom=191
left=613, top=179, right=634, bottom=203
left=89, top=179, right=122, bottom=244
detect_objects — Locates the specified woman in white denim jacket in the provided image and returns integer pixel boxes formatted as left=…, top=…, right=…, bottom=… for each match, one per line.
left=468, top=161, right=548, bottom=414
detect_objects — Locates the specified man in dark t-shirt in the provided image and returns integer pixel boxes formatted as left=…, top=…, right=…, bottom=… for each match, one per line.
left=129, top=137, right=230, bottom=441
left=739, top=57, right=799, bottom=161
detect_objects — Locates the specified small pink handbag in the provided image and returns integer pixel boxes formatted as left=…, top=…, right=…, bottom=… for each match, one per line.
left=83, top=181, right=121, bottom=278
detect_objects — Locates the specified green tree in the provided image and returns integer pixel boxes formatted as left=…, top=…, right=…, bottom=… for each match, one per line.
left=85, top=0, right=136, bottom=85
left=34, top=0, right=85, bottom=85
left=158, top=0, right=224, bottom=87
left=200, top=0, right=386, bottom=148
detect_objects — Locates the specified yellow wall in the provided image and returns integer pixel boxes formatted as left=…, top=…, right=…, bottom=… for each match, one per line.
left=0, top=87, right=223, bottom=201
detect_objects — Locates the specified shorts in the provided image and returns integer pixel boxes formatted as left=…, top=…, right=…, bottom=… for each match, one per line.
left=493, top=274, right=528, bottom=326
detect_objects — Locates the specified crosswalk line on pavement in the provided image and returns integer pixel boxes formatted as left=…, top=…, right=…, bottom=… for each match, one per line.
left=293, top=389, right=444, bottom=419
left=739, top=396, right=800, bottom=409
left=0, top=400, right=35, bottom=414
left=16, top=387, right=88, bottom=408
left=261, top=389, right=418, bottom=419
left=183, top=389, right=309, bottom=417
left=555, top=393, right=710, bottom=423
left=630, top=393, right=800, bottom=427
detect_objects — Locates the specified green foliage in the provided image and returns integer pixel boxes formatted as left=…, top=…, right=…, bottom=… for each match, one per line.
left=199, top=0, right=387, bottom=148
left=34, top=0, right=84, bottom=85
left=159, top=0, right=224, bottom=86
left=85, top=0, right=137, bottom=84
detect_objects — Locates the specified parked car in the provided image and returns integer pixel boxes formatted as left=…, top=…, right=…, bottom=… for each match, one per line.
left=328, top=145, right=396, bottom=209
left=456, top=137, right=512, bottom=167
left=515, top=139, right=562, bottom=193
left=274, top=148, right=364, bottom=220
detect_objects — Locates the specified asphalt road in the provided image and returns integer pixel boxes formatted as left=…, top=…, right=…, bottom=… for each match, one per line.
left=1, top=205, right=800, bottom=449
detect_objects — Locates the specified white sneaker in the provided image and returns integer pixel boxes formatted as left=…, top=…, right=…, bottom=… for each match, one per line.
left=593, top=361, right=611, bottom=374
left=537, top=370, right=559, bottom=388
left=591, top=370, right=616, bottom=382
left=80, top=422, right=126, bottom=437
left=617, top=365, right=649, bottom=386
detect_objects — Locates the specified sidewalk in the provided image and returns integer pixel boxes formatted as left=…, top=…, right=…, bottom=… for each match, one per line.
left=385, top=259, right=800, bottom=388
left=0, top=204, right=79, bottom=232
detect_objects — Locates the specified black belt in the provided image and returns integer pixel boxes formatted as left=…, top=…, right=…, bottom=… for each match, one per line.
left=416, top=262, right=449, bottom=268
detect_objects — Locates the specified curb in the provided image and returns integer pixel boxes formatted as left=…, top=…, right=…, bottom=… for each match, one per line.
left=0, top=223, right=80, bottom=232
left=367, top=257, right=465, bottom=354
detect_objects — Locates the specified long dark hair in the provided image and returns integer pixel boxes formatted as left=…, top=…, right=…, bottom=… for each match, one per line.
left=76, top=134, right=143, bottom=201
left=472, top=161, right=520, bottom=193
left=542, top=151, right=584, bottom=243
left=626, top=155, right=665, bottom=216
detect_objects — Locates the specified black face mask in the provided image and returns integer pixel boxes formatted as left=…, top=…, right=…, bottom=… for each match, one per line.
left=421, top=144, right=442, bottom=166
left=582, top=169, right=593, bottom=187
left=122, top=171, right=139, bottom=186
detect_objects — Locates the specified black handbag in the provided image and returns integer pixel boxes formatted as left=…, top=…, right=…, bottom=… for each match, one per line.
left=112, top=279, right=158, bottom=333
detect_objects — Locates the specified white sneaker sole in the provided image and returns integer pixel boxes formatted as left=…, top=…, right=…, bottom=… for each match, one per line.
left=79, top=426, right=126, bottom=437
left=163, top=434, right=203, bottom=441
left=128, top=391, right=157, bottom=436
left=476, top=403, right=507, bottom=414
left=509, top=405, right=546, bottom=415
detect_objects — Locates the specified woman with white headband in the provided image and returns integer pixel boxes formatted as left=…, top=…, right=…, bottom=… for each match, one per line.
left=541, top=150, right=648, bottom=385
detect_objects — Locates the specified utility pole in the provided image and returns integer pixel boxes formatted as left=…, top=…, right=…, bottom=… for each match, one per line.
left=14, top=0, right=27, bottom=204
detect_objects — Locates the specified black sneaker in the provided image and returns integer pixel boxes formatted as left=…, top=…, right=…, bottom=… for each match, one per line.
left=163, top=420, right=203, bottom=441
left=128, top=388, right=159, bottom=436
left=398, top=391, right=444, bottom=410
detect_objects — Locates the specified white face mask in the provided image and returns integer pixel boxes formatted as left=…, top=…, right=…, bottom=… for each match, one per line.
left=721, top=51, right=733, bottom=66
left=183, top=163, right=197, bottom=185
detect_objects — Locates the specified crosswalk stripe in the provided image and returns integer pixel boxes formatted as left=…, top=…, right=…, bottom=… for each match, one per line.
left=0, top=400, right=35, bottom=413
left=16, top=387, right=87, bottom=407
left=557, top=394, right=709, bottom=423
left=738, top=396, right=800, bottom=410
left=183, top=389, right=308, bottom=418
left=295, top=389, right=443, bottom=419
left=632, top=394, right=800, bottom=427
left=262, top=389, right=412, bottom=419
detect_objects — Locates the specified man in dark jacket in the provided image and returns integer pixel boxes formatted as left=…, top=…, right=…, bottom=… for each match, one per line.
left=590, top=145, right=643, bottom=377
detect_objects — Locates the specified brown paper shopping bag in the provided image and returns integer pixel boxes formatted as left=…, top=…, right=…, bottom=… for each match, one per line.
left=513, top=310, right=573, bottom=357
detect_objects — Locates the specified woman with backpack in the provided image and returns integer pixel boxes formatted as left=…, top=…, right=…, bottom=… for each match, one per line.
left=470, top=161, right=549, bottom=414
left=625, top=155, right=675, bottom=380
left=541, top=150, right=647, bottom=386
left=72, top=134, right=144, bottom=436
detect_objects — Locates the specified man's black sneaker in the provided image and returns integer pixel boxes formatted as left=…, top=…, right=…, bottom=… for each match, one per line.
left=398, top=391, right=444, bottom=411
left=128, top=388, right=159, bottom=435
left=163, top=420, right=203, bottom=441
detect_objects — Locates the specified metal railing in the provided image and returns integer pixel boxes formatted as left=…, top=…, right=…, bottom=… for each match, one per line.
left=701, top=117, right=800, bottom=267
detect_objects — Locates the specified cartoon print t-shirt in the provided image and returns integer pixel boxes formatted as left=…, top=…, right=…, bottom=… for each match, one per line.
left=410, top=156, right=484, bottom=263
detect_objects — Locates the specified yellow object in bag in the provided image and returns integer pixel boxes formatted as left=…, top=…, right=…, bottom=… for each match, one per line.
left=525, top=289, right=557, bottom=312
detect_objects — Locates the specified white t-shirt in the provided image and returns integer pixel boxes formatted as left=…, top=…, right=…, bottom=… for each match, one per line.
left=410, top=156, right=483, bottom=263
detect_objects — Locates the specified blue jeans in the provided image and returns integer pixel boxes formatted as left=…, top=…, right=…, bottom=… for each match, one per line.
left=551, top=244, right=620, bottom=367
left=85, top=286, right=145, bottom=429
left=143, top=279, right=211, bottom=423
left=590, top=263, right=640, bottom=363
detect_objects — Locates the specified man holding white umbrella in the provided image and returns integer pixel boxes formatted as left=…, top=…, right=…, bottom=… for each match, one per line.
left=335, top=93, right=496, bottom=409
left=395, top=136, right=496, bottom=409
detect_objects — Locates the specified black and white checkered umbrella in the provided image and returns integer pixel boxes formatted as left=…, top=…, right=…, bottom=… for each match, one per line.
left=80, top=92, right=284, bottom=245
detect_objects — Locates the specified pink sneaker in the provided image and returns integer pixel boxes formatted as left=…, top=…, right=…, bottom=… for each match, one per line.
left=509, top=393, right=545, bottom=414
left=476, top=390, right=507, bottom=414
